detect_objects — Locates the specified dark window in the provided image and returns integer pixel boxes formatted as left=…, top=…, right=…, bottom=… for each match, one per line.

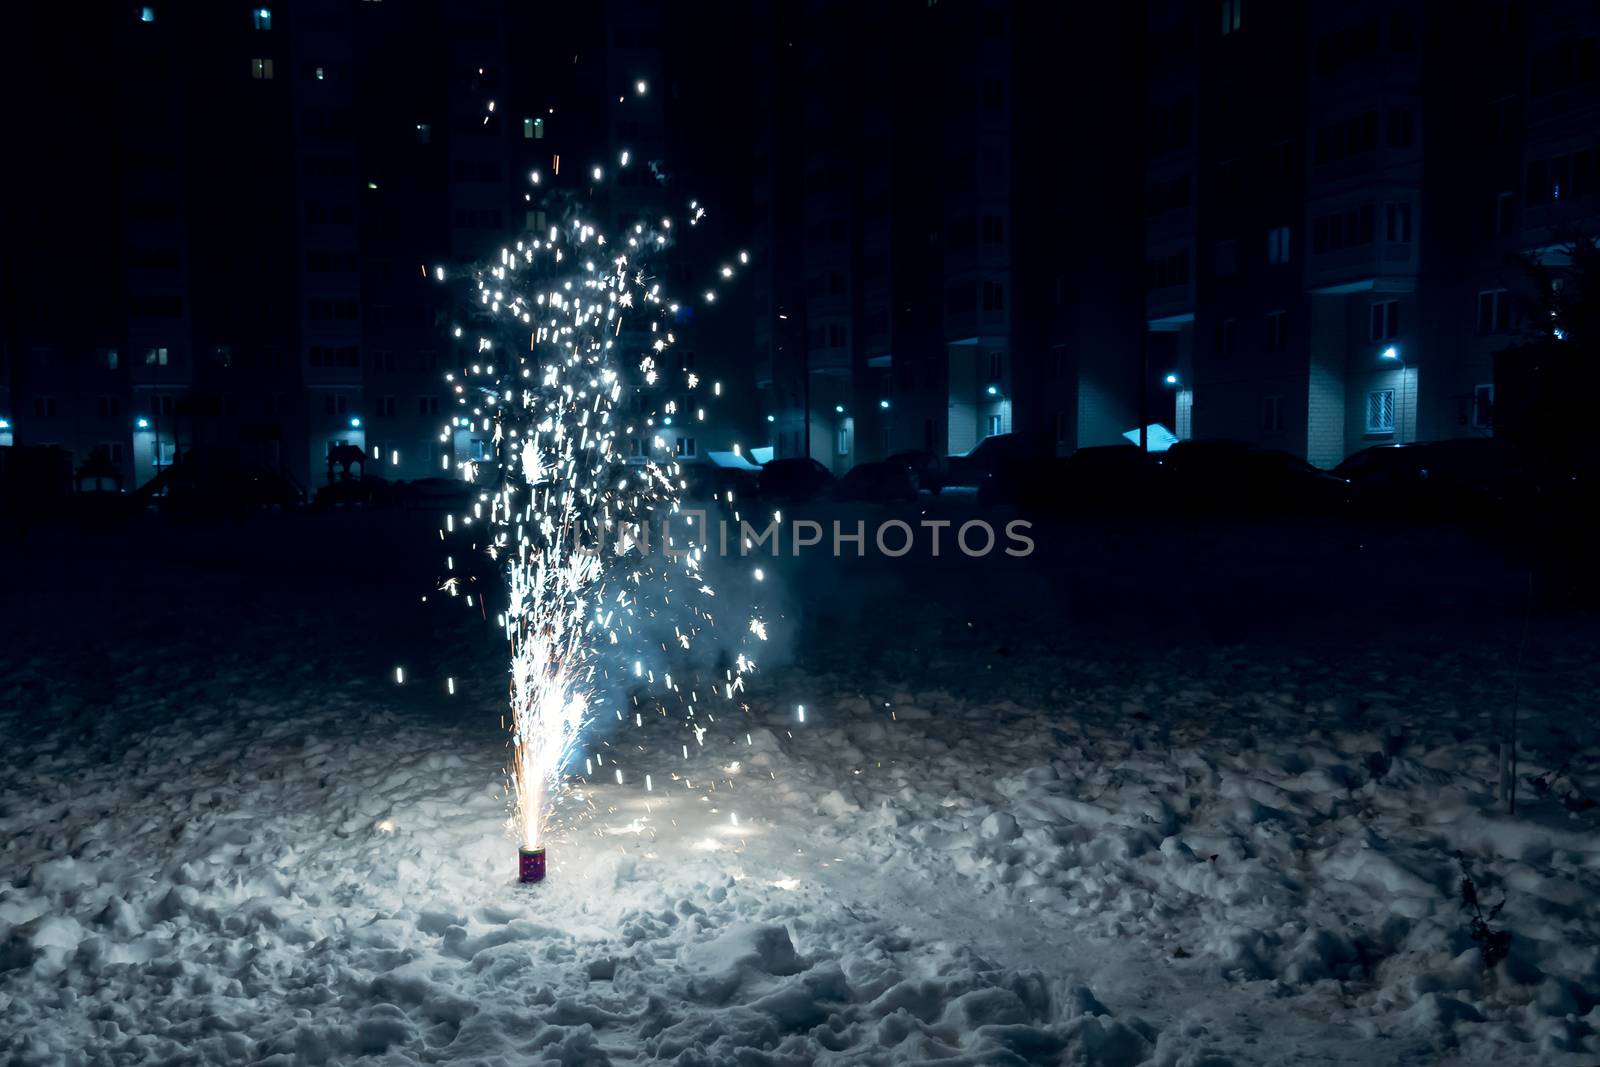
left=1384, top=202, right=1412, bottom=243
left=1369, top=300, right=1400, bottom=341
left=981, top=280, right=1005, bottom=312
left=1265, top=310, right=1286, bottom=351
left=1477, top=290, right=1512, bottom=333
left=1147, top=250, right=1190, bottom=289
left=1311, top=205, right=1375, bottom=253
left=1263, top=395, right=1284, bottom=432
left=1216, top=318, right=1237, bottom=357
left=1387, top=109, right=1413, bottom=148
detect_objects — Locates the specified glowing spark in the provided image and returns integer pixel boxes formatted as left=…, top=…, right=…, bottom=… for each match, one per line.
left=428, top=144, right=762, bottom=861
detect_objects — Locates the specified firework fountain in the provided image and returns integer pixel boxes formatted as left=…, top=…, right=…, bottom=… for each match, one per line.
left=432, top=152, right=759, bottom=882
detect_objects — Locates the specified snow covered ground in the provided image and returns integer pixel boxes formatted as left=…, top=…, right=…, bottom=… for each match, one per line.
left=3, top=507, right=1598, bottom=1065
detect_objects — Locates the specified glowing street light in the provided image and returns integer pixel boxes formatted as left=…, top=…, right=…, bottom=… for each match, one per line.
left=1380, top=347, right=1407, bottom=442
left=1164, top=373, right=1180, bottom=385
left=136, top=417, right=150, bottom=430
left=879, top=399, right=890, bottom=409
left=349, top=416, right=362, bottom=428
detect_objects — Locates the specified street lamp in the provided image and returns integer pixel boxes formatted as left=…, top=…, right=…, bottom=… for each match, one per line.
left=349, top=416, right=362, bottom=428
left=986, top=384, right=1000, bottom=397
left=1381, top=346, right=1406, bottom=443
left=1164, top=373, right=1179, bottom=386
left=878, top=399, right=890, bottom=409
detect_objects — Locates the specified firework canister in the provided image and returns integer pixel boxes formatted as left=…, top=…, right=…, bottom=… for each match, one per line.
left=518, top=847, right=547, bottom=883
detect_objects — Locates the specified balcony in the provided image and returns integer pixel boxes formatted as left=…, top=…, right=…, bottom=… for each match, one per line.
left=1305, top=244, right=1416, bottom=294
left=1145, top=283, right=1195, bottom=327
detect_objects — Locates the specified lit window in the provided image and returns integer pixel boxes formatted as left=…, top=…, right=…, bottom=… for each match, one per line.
left=252, top=8, right=272, bottom=30
left=144, top=347, right=169, bottom=366
left=315, top=66, right=325, bottom=81
left=677, top=436, right=698, bottom=458
left=986, top=414, right=1002, bottom=437
left=139, top=6, right=156, bottom=23
left=836, top=426, right=851, bottom=455
left=251, top=57, right=274, bottom=80
left=415, top=123, right=431, bottom=144
left=1365, top=389, right=1395, bottom=434
left=103, top=348, right=120, bottom=370
left=524, top=117, right=543, bottom=139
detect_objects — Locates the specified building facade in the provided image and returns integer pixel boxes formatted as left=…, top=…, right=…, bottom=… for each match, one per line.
left=749, top=0, right=1146, bottom=474
left=2, top=0, right=752, bottom=497
left=1146, top=0, right=1600, bottom=466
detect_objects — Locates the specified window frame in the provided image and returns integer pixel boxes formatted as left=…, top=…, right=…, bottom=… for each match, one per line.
left=1365, top=388, right=1396, bottom=434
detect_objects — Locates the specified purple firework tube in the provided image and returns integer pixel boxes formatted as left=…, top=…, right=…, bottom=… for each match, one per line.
left=519, top=846, right=547, bottom=883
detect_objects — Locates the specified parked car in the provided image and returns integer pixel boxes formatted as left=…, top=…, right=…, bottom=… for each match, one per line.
left=836, top=460, right=920, bottom=503
left=976, top=456, right=1070, bottom=508
left=679, top=456, right=762, bottom=504
left=395, top=477, right=473, bottom=512
left=883, top=450, right=948, bottom=493
left=1050, top=444, right=1168, bottom=514
left=311, top=477, right=394, bottom=511
left=756, top=457, right=835, bottom=501
left=1164, top=439, right=1348, bottom=515
left=138, top=458, right=304, bottom=515
left=945, top=433, right=1035, bottom=488
left=1335, top=438, right=1514, bottom=519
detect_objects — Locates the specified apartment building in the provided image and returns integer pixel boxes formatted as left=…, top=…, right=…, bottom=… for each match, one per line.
left=750, top=0, right=1145, bottom=473
left=2, top=0, right=751, bottom=495
left=1147, top=0, right=1599, bottom=466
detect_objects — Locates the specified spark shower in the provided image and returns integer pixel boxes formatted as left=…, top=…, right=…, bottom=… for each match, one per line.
left=429, top=175, right=760, bottom=879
